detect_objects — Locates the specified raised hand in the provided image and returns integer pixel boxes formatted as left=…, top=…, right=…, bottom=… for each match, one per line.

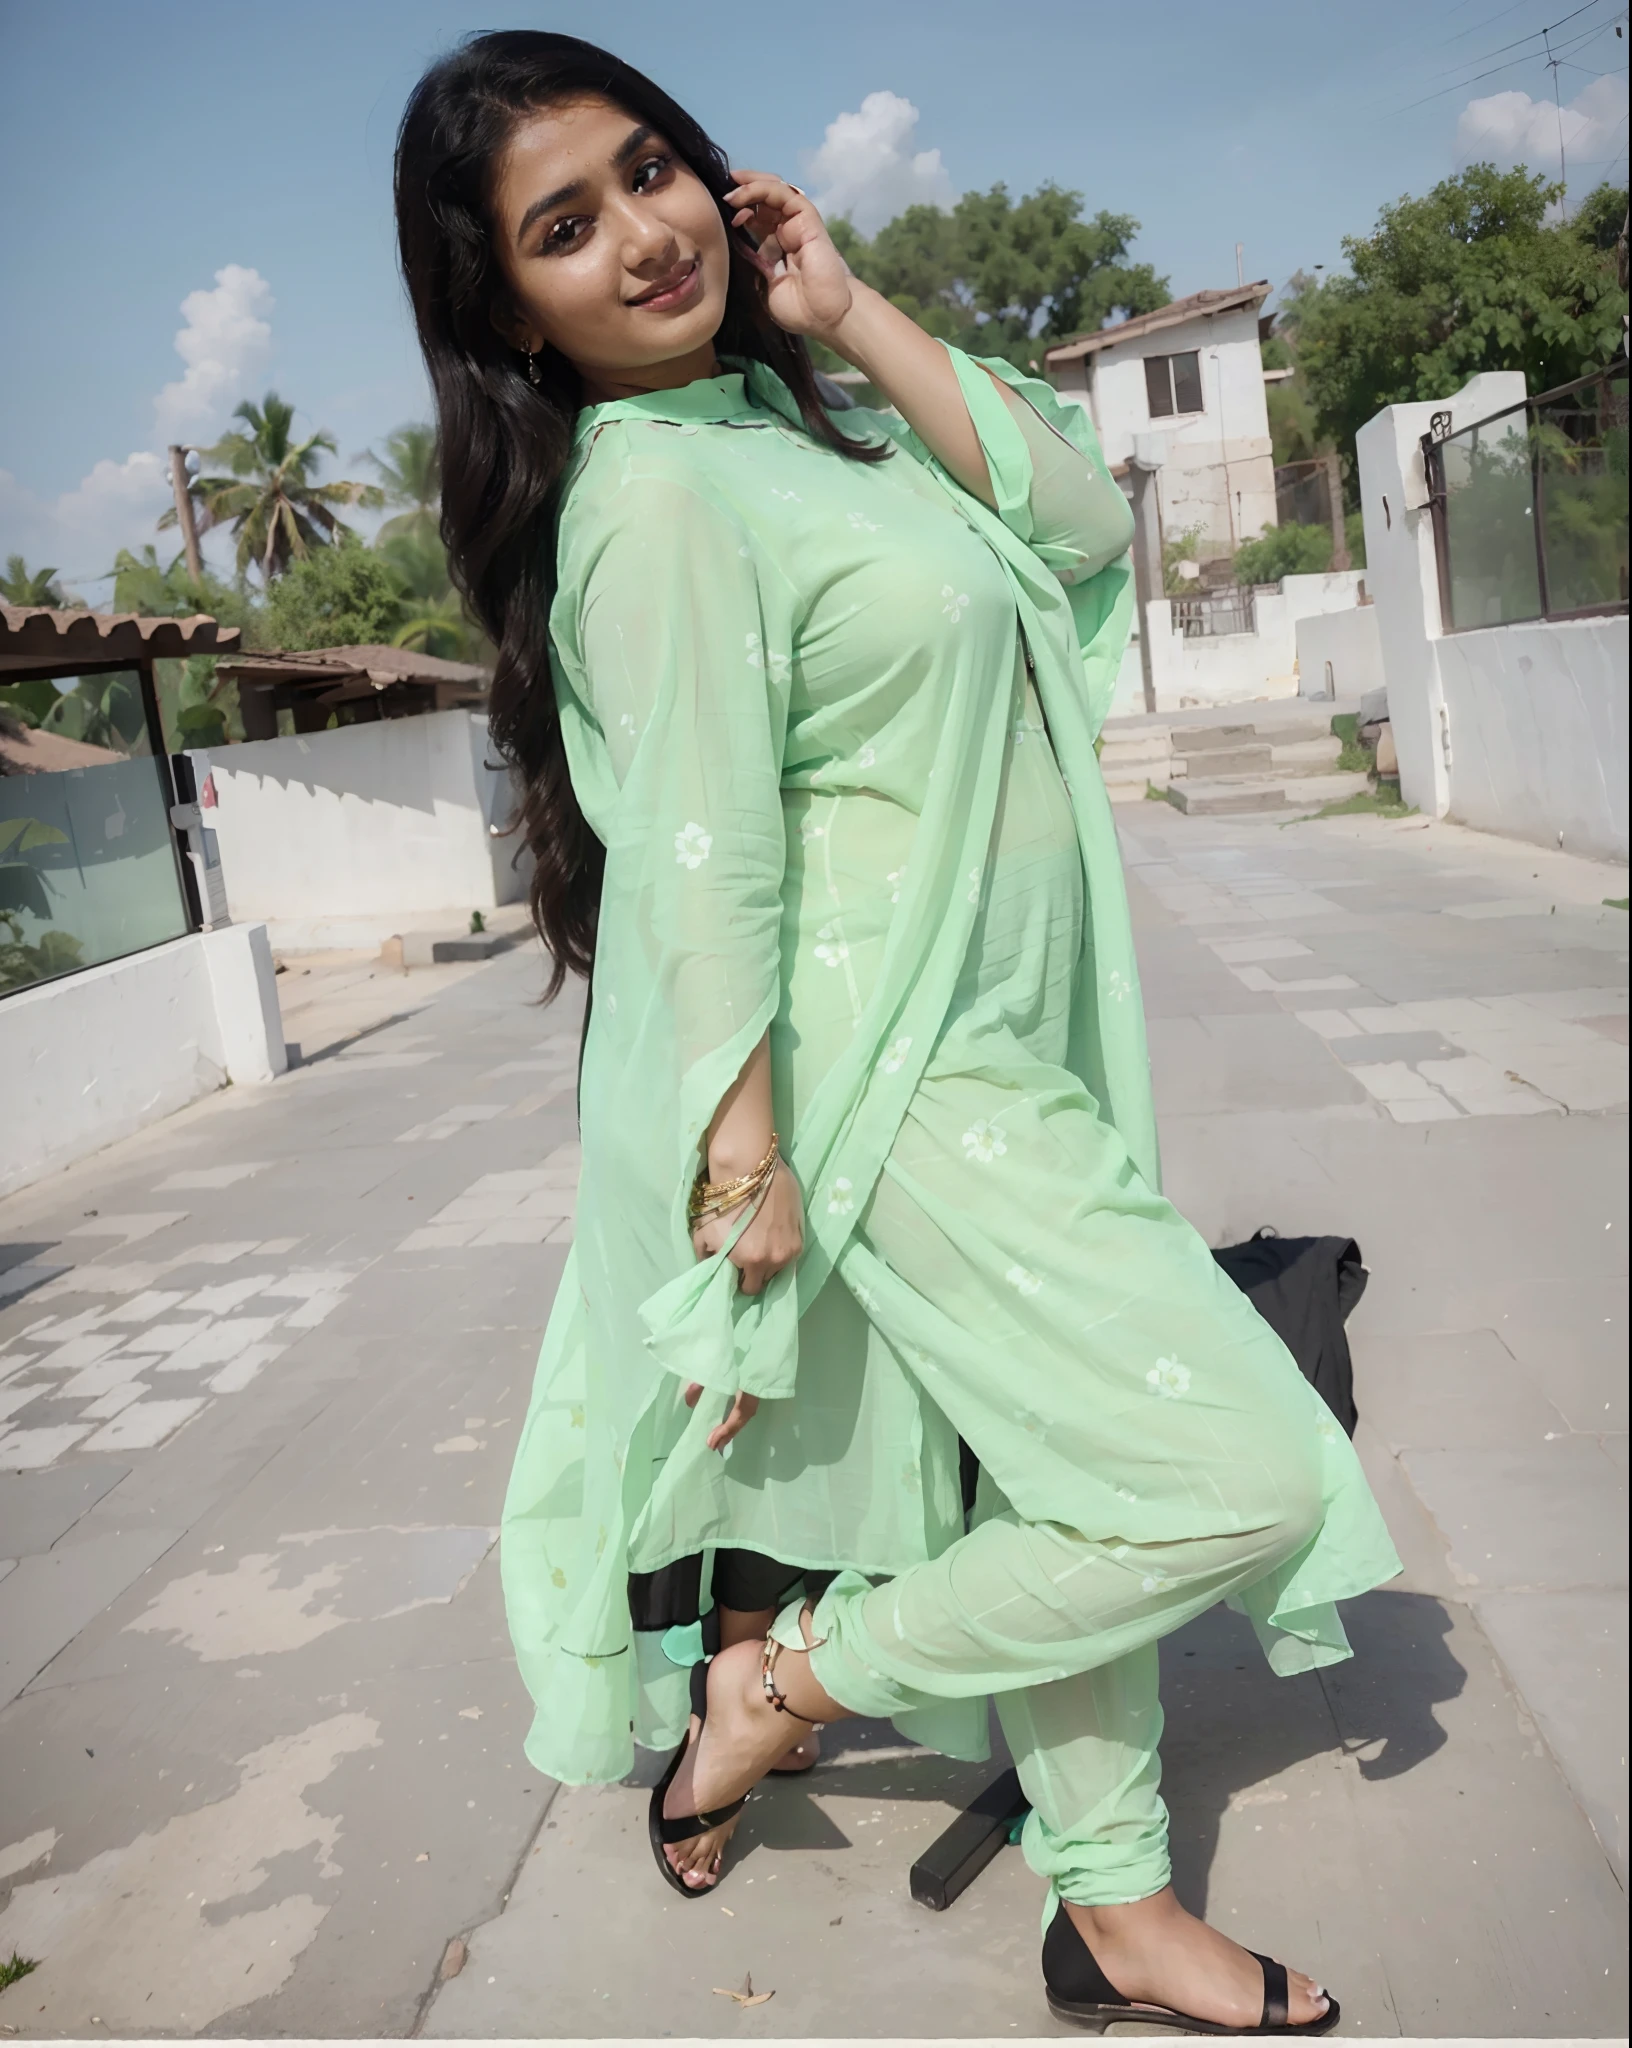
left=724, top=171, right=854, bottom=343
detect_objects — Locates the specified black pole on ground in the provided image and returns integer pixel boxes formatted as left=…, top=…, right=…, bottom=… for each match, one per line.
left=909, top=1767, right=1030, bottom=1911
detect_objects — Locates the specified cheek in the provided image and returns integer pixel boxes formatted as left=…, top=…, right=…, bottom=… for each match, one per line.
left=527, top=250, right=623, bottom=352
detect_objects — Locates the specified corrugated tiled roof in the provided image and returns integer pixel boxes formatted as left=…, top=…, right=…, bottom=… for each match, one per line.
left=216, top=643, right=488, bottom=689
left=0, top=605, right=241, bottom=678
left=1044, top=283, right=1271, bottom=365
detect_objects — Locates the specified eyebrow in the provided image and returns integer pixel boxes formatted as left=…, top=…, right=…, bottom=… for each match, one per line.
left=514, top=123, right=660, bottom=247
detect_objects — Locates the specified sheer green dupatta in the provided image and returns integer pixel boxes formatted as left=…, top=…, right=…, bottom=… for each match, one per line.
left=853, top=347, right=1157, bottom=1189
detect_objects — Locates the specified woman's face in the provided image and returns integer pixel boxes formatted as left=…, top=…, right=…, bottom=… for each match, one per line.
left=489, top=95, right=731, bottom=395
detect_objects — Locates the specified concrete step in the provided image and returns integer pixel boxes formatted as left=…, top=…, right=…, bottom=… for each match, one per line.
left=1270, top=735, right=1344, bottom=774
left=1166, top=769, right=1370, bottom=816
left=1172, top=743, right=1274, bottom=779
left=1170, top=723, right=1256, bottom=752
left=1099, top=734, right=1173, bottom=769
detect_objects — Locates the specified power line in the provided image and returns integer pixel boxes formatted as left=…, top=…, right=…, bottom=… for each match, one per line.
left=1395, top=9, right=1626, bottom=108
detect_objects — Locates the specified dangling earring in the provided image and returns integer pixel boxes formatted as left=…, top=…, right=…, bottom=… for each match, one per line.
left=526, top=348, right=541, bottom=387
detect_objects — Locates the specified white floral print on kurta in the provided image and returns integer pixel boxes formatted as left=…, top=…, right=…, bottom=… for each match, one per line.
left=880, top=1035, right=913, bottom=1074
left=1145, top=1357, right=1192, bottom=1400
left=674, top=822, right=712, bottom=868
left=799, top=815, right=826, bottom=846
left=887, top=867, right=905, bottom=903
left=814, top=923, right=849, bottom=968
left=827, top=1177, right=855, bottom=1217
left=942, top=585, right=970, bottom=623
left=1107, top=968, right=1133, bottom=1003
left=1005, top=1263, right=1042, bottom=1297
left=962, top=1119, right=1007, bottom=1163
left=847, top=509, right=881, bottom=532
left=1141, top=1564, right=1170, bottom=1594
left=857, top=743, right=876, bottom=771
left=968, top=866, right=983, bottom=904
left=744, top=632, right=789, bottom=682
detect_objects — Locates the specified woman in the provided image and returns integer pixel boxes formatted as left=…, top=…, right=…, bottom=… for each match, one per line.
left=395, top=32, right=1400, bottom=2033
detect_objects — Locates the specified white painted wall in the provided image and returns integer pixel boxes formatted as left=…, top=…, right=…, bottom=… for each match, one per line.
left=1355, top=370, right=1527, bottom=821
left=1143, top=572, right=1367, bottom=711
left=1434, top=616, right=1628, bottom=860
left=1053, top=303, right=1275, bottom=552
left=197, top=709, right=527, bottom=949
left=1356, top=370, right=1627, bottom=862
left=0, top=924, right=287, bottom=1199
left=1296, top=606, right=1384, bottom=701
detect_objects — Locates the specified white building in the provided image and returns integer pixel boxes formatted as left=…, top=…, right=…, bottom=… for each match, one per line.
left=1044, top=283, right=1277, bottom=558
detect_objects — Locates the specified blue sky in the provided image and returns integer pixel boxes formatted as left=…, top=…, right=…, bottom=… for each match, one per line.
left=2, top=0, right=1626, bottom=593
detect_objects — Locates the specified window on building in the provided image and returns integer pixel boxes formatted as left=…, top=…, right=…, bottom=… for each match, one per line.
left=1144, top=350, right=1205, bottom=419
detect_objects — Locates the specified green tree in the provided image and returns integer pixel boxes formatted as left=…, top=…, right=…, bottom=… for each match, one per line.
left=364, top=422, right=441, bottom=547
left=1296, top=167, right=1627, bottom=469
left=166, top=393, right=384, bottom=582
left=831, top=185, right=1168, bottom=369
left=108, top=546, right=262, bottom=750
left=35, top=673, right=147, bottom=753
left=377, top=525, right=481, bottom=662
left=0, top=555, right=78, bottom=608
left=1233, top=522, right=1335, bottom=584
left=261, top=536, right=405, bottom=650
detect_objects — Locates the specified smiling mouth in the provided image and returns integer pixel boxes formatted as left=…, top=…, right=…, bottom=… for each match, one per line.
left=629, top=256, right=702, bottom=310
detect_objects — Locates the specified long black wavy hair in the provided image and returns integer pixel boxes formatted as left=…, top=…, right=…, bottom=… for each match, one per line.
left=395, top=30, right=886, bottom=996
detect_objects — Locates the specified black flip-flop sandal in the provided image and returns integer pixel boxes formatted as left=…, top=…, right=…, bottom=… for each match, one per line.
left=649, top=1659, right=749, bottom=1899
left=1042, top=1904, right=1341, bottom=2036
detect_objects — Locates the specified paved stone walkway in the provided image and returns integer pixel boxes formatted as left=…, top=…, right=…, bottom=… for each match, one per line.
left=0, top=808, right=1624, bottom=2038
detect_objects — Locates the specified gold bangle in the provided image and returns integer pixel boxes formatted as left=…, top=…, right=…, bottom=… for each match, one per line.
left=689, top=1133, right=779, bottom=1225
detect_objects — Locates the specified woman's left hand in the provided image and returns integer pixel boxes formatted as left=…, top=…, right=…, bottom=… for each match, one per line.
left=724, top=171, right=854, bottom=344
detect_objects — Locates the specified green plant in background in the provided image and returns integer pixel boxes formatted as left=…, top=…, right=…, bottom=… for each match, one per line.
left=0, top=554, right=80, bottom=609
left=0, top=677, right=63, bottom=729
left=36, top=672, right=147, bottom=753
left=1162, top=524, right=1205, bottom=595
left=1330, top=711, right=1375, bottom=775
left=165, top=392, right=384, bottom=583
left=821, top=184, right=1168, bottom=372
left=378, top=525, right=483, bottom=662
left=1292, top=167, right=1628, bottom=481
left=365, top=422, right=442, bottom=549
left=0, top=1953, right=40, bottom=1993
left=1233, top=521, right=1335, bottom=585
left=470, top=909, right=487, bottom=934
left=0, top=816, right=82, bottom=994
left=261, top=537, right=406, bottom=652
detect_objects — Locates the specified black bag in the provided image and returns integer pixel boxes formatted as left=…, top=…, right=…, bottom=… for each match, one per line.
left=1211, top=1228, right=1366, bottom=1436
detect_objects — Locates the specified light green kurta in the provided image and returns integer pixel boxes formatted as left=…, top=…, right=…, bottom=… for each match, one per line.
left=502, top=347, right=1400, bottom=1786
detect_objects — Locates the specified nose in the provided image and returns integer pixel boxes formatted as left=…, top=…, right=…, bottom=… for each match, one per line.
left=613, top=193, right=678, bottom=273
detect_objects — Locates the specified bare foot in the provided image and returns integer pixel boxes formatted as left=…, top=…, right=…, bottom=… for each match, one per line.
left=1065, top=1889, right=1330, bottom=2030
left=660, top=1640, right=834, bottom=1889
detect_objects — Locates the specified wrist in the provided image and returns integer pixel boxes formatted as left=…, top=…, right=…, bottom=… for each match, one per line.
left=811, top=279, right=884, bottom=365
left=705, top=1132, right=776, bottom=1181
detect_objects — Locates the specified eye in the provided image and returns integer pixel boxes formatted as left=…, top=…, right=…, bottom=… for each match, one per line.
left=543, top=216, right=588, bottom=253
left=632, top=151, right=674, bottom=193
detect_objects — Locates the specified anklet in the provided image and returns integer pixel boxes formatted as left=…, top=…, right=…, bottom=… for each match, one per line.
left=760, top=1638, right=824, bottom=1727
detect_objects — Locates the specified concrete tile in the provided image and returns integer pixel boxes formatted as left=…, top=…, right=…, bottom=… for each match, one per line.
left=0, top=1424, right=92, bottom=1470
left=1347, top=1063, right=1461, bottom=1120
left=1402, top=1439, right=1627, bottom=1591
left=1417, top=1054, right=1563, bottom=1116
left=1352, top=1328, right=1572, bottom=1455
left=1147, top=1014, right=1370, bottom=1115
left=83, top=1397, right=207, bottom=1454
left=1473, top=1588, right=1627, bottom=1880
left=0, top=1463, right=128, bottom=1556
left=0, top=1522, right=184, bottom=1706
left=1330, top=1029, right=1458, bottom=1066
left=1206, top=935, right=1314, bottom=963
left=1231, top=965, right=1359, bottom=994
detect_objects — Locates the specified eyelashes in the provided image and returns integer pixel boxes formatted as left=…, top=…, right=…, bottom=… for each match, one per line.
left=537, top=154, right=677, bottom=257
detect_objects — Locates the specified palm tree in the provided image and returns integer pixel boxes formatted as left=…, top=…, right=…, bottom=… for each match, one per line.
left=1, top=555, right=76, bottom=608
left=378, top=525, right=482, bottom=663
left=365, top=422, right=441, bottom=547
left=164, top=392, right=383, bottom=583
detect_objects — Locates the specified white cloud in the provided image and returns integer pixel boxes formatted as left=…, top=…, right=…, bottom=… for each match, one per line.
left=806, top=91, right=953, bottom=237
left=1456, top=73, right=1628, bottom=196
left=153, top=263, right=274, bottom=443
left=0, top=455, right=171, bottom=592
left=1, top=266, right=273, bottom=593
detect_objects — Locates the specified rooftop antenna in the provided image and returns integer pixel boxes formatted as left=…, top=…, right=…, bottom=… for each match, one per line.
left=1235, top=241, right=1245, bottom=287
left=1543, top=26, right=1568, bottom=211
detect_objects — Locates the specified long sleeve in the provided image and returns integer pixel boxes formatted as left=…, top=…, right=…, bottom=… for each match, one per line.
left=947, top=350, right=1134, bottom=583
left=551, top=457, right=801, bottom=1400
